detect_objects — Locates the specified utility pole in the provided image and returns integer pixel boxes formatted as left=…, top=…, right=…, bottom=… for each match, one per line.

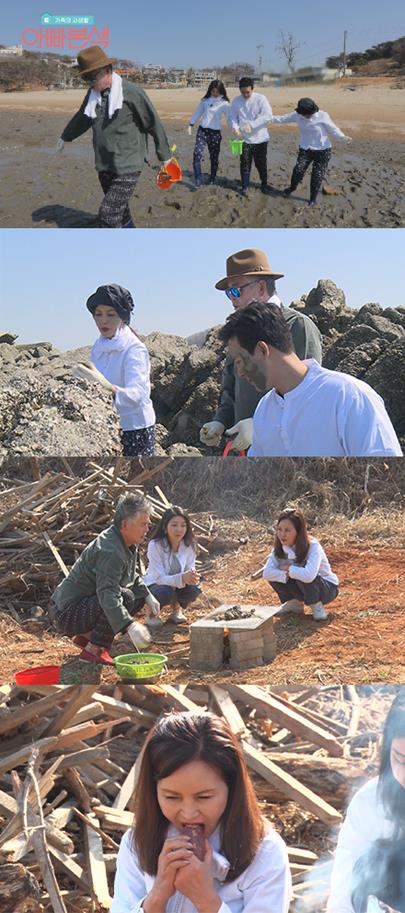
left=342, top=30, right=348, bottom=76
left=256, top=44, right=264, bottom=76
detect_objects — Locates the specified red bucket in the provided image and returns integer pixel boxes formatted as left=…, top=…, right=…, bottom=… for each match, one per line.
left=15, top=665, right=61, bottom=685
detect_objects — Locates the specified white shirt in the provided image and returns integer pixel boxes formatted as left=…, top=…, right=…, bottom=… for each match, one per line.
left=263, top=539, right=339, bottom=586
left=327, top=778, right=395, bottom=913
left=190, top=97, right=231, bottom=130
left=248, top=360, right=402, bottom=457
left=270, top=110, right=347, bottom=150
left=91, top=324, right=155, bottom=432
left=144, top=539, right=197, bottom=588
left=230, top=93, right=272, bottom=144
left=111, top=824, right=292, bottom=913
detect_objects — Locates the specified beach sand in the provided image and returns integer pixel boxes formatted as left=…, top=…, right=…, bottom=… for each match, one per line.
left=0, top=81, right=404, bottom=228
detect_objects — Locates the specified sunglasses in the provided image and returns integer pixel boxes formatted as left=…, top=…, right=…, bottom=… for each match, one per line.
left=225, top=278, right=259, bottom=300
left=82, top=68, right=107, bottom=83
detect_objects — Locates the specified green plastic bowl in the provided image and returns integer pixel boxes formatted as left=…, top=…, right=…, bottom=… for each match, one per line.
left=114, top=652, right=167, bottom=680
left=229, top=138, right=244, bottom=154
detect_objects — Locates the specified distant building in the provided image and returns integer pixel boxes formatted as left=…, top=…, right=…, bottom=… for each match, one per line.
left=0, top=43, right=23, bottom=57
left=144, top=64, right=164, bottom=75
left=190, top=69, right=218, bottom=87
left=281, top=66, right=352, bottom=84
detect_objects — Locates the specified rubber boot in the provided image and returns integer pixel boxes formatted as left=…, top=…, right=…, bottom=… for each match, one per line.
left=241, top=172, right=250, bottom=197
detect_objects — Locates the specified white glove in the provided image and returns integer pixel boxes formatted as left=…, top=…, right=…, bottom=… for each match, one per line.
left=126, top=620, right=151, bottom=649
left=200, top=420, right=225, bottom=446
left=241, top=123, right=252, bottom=134
left=145, top=593, right=160, bottom=618
left=55, top=138, right=65, bottom=153
left=72, top=363, right=114, bottom=392
left=233, top=125, right=241, bottom=135
left=343, top=136, right=352, bottom=144
left=225, top=418, right=253, bottom=450
left=187, top=125, right=193, bottom=135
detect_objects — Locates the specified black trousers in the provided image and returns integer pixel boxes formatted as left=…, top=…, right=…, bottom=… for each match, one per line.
left=240, top=141, right=268, bottom=189
left=52, top=587, right=145, bottom=648
left=97, top=171, right=140, bottom=227
left=269, top=576, right=338, bottom=607
left=289, top=147, right=332, bottom=201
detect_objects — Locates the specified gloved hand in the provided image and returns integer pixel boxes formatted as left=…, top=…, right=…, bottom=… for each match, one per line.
left=145, top=592, right=160, bottom=617
left=233, top=125, right=241, bottom=135
left=187, top=125, right=193, bottom=135
left=343, top=136, right=353, bottom=144
left=126, top=620, right=151, bottom=649
left=72, top=363, right=114, bottom=392
left=55, top=138, right=65, bottom=153
left=225, top=418, right=253, bottom=450
left=200, top=420, right=225, bottom=446
left=241, top=123, right=252, bottom=134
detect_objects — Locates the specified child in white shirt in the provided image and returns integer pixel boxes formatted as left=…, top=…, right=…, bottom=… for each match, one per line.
left=270, top=97, right=352, bottom=206
left=144, top=506, right=201, bottom=626
left=263, top=507, right=339, bottom=620
left=75, top=284, right=155, bottom=457
left=111, top=709, right=292, bottom=913
left=188, top=80, right=231, bottom=186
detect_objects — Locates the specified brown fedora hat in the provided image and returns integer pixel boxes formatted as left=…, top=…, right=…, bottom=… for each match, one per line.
left=215, top=249, right=284, bottom=290
left=75, top=46, right=117, bottom=76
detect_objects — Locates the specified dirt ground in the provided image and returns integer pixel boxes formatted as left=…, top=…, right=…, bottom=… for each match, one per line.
left=2, top=533, right=404, bottom=687
left=0, top=81, right=404, bottom=228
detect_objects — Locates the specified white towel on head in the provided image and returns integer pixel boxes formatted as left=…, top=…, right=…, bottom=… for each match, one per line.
left=84, top=71, right=123, bottom=120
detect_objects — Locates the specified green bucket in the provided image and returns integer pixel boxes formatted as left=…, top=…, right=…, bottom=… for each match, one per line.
left=229, top=138, right=244, bottom=155
left=114, top=652, right=167, bottom=681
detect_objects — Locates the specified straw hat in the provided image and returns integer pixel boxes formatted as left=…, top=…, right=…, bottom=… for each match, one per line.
left=215, top=249, right=284, bottom=290
left=75, top=46, right=117, bottom=76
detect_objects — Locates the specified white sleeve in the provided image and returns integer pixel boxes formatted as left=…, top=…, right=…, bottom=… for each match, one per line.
left=252, top=95, right=273, bottom=127
left=270, top=112, right=297, bottom=125
left=288, top=541, right=323, bottom=583
left=228, top=835, right=292, bottom=913
left=337, top=387, right=402, bottom=457
left=230, top=98, right=241, bottom=130
left=114, top=346, right=152, bottom=412
left=189, top=100, right=205, bottom=125
left=146, top=540, right=184, bottom=589
left=111, top=831, right=149, bottom=913
left=262, top=550, right=288, bottom=583
left=323, top=113, right=347, bottom=140
left=327, top=790, right=374, bottom=913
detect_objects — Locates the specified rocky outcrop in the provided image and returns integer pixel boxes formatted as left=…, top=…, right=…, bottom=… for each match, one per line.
left=1, top=280, right=404, bottom=456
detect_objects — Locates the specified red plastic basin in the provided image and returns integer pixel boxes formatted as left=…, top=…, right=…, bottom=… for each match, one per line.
left=15, top=665, right=61, bottom=685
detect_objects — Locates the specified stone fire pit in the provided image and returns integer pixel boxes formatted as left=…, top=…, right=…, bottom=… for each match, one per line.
left=190, top=603, right=280, bottom=672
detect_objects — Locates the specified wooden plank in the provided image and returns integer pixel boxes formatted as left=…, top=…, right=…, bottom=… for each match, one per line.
left=242, top=741, right=342, bottom=825
left=43, top=686, right=97, bottom=737
left=93, top=805, right=133, bottom=831
left=0, top=737, right=58, bottom=776
left=49, top=845, right=88, bottom=889
left=209, top=686, right=247, bottom=738
left=93, top=693, right=156, bottom=728
left=162, top=685, right=201, bottom=713
left=55, top=744, right=110, bottom=771
left=41, top=531, right=69, bottom=577
left=229, top=686, right=344, bottom=757
left=0, top=687, right=77, bottom=737
left=112, top=747, right=145, bottom=812
left=287, top=847, right=318, bottom=864
left=83, top=812, right=112, bottom=909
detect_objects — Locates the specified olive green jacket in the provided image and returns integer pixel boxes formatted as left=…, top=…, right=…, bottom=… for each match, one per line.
left=52, top=524, right=150, bottom=634
left=61, top=79, right=171, bottom=174
left=214, top=306, right=323, bottom=428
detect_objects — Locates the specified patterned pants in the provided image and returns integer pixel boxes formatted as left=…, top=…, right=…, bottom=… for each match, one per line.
left=148, top=583, right=201, bottom=609
left=52, top=587, right=145, bottom=647
left=269, top=576, right=338, bottom=607
left=120, top=426, right=156, bottom=458
left=97, top=171, right=140, bottom=227
left=240, top=141, right=268, bottom=189
left=290, top=147, right=332, bottom=201
left=193, top=126, right=222, bottom=179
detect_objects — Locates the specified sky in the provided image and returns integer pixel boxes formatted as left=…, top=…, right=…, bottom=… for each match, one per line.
left=1, top=228, right=404, bottom=350
left=1, top=0, right=404, bottom=70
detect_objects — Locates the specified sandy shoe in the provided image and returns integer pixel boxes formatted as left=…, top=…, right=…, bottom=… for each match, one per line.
left=311, top=602, right=329, bottom=621
left=278, top=600, right=305, bottom=616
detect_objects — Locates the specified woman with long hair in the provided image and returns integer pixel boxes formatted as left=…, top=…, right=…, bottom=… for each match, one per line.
left=144, top=506, right=201, bottom=627
left=188, top=79, right=231, bottom=186
left=262, top=507, right=339, bottom=621
left=111, top=710, right=292, bottom=912
left=328, top=690, right=405, bottom=913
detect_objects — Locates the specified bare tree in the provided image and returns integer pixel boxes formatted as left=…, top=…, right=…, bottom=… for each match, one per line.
left=276, top=30, right=301, bottom=73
